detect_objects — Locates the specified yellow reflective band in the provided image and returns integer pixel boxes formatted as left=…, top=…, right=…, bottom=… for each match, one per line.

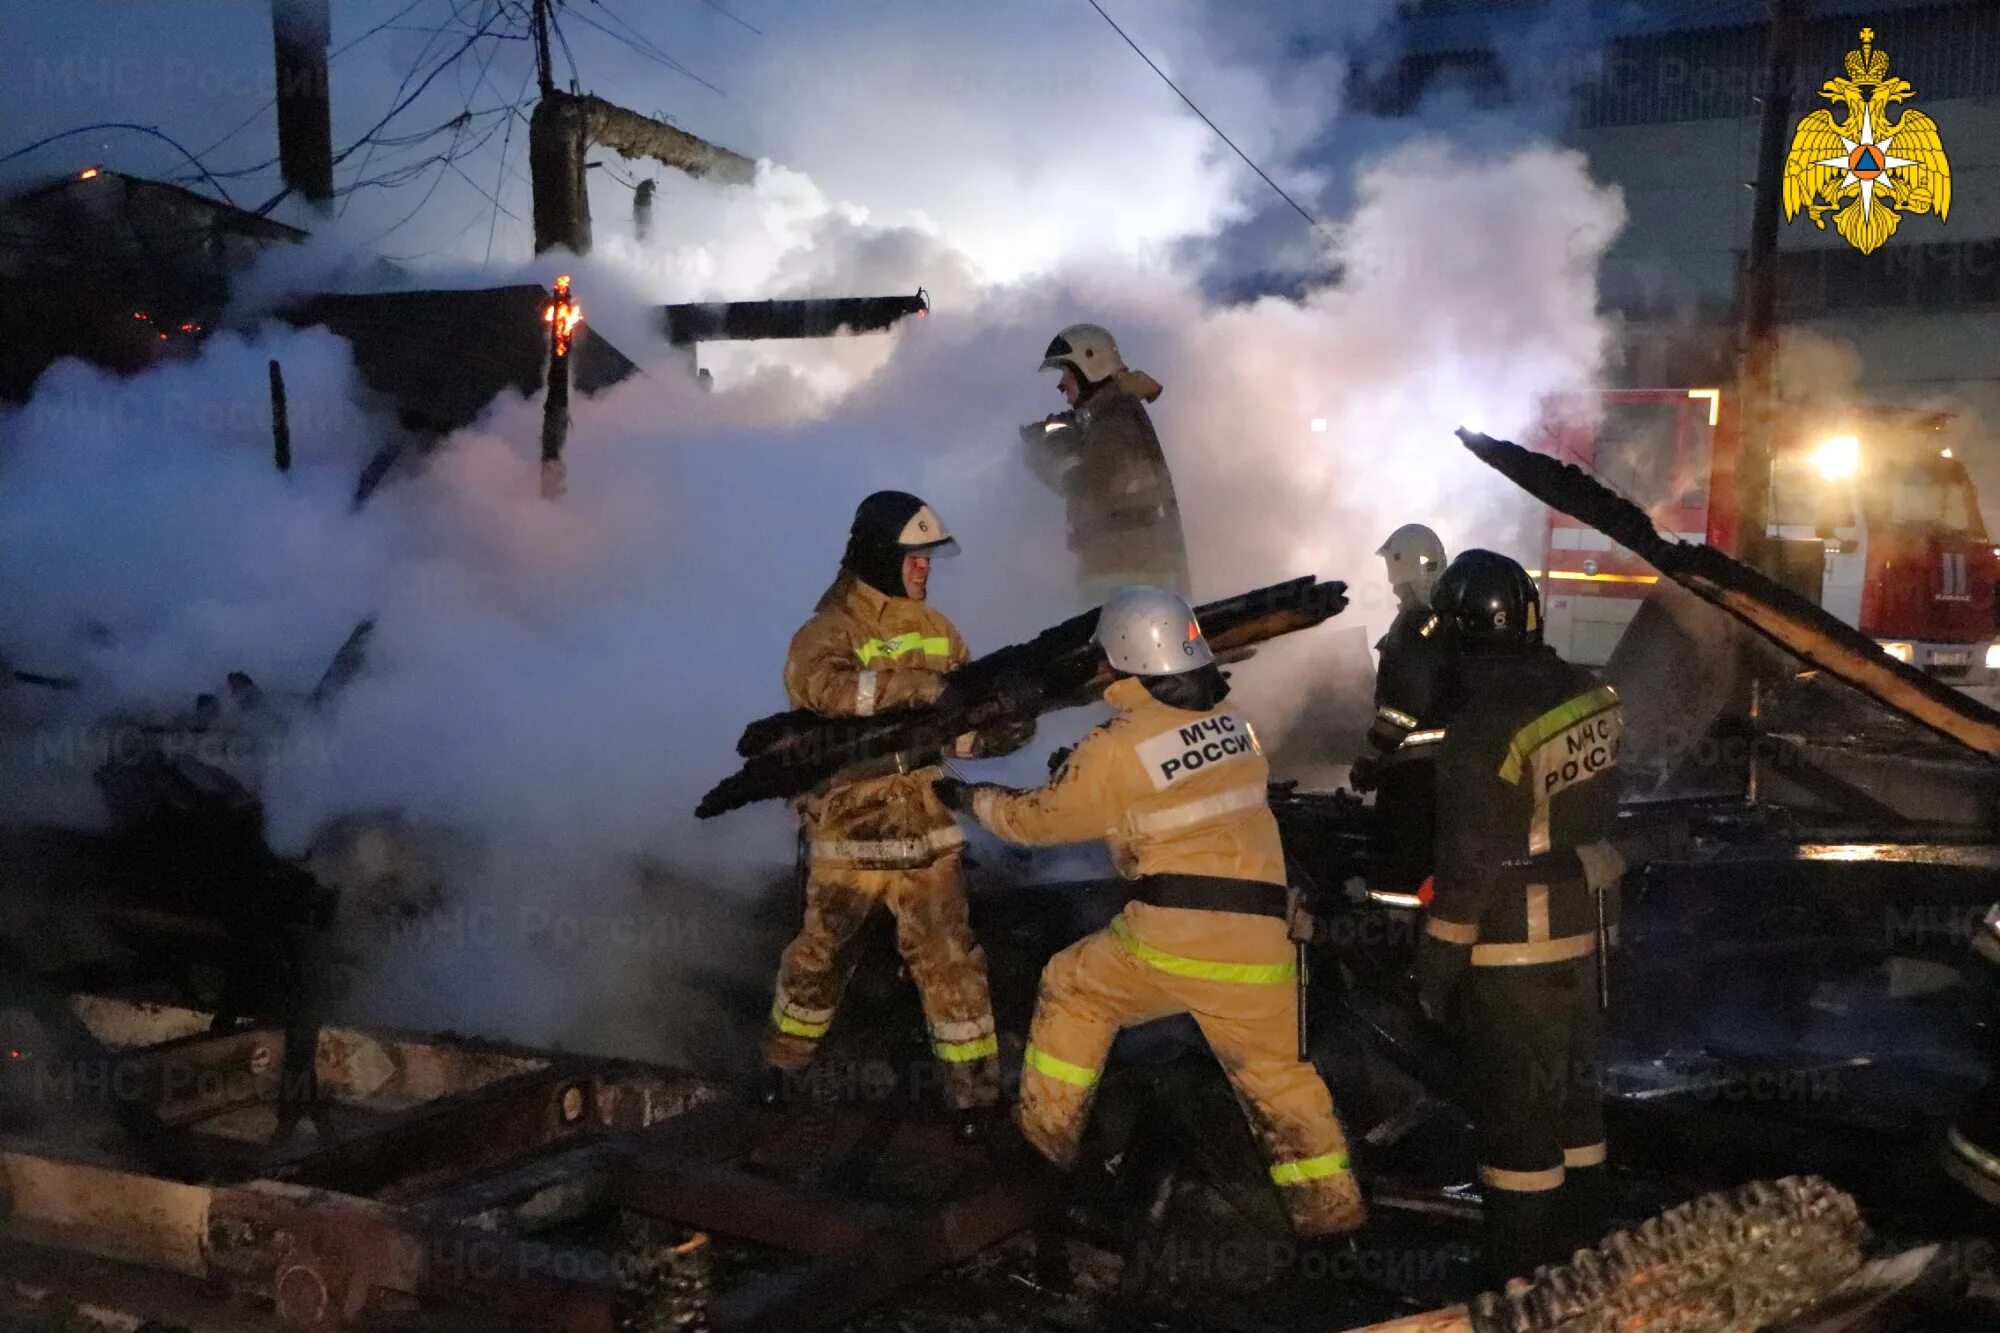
left=769, top=1005, right=829, bottom=1040
left=1269, top=1151, right=1350, bottom=1186
left=1499, top=686, right=1621, bottom=784
left=1544, top=570, right=1659, bottom=584
left=1109, top=916, right=1297, bottom=985
left=933, top=1034, right=998, bottom=1063
left=854, top=633, right=950, bottom=665
left=1024, top=1045, right=1100, bottom=1088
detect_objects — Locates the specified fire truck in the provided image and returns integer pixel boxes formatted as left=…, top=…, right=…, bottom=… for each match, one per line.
left=1532, top=388, right=2000, bottom=700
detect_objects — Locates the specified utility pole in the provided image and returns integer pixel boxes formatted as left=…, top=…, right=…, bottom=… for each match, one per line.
left=270, top=0, right=333, bottom=209
left=1733, top=0, right=1807, bottom=571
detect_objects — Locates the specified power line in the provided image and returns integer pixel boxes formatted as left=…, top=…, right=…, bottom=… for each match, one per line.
left=485, top=62, right=537, bottom=267
left=0, top=123, right=242, bottom=206
left=1084, top=0, right=1323, bottom=233
left=583, top=2, right=729, bottom=97
left=682, top=0, right=763, bottom=39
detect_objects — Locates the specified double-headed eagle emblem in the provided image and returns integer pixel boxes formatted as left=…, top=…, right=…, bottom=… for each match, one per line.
left=1784, top=27, right=1951, bottom=254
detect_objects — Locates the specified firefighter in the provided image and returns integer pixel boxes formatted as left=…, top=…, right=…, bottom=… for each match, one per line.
left=1416, top=550, right=1625, bottom=1284
left=1350, top=523, right=1451, bottom=894
left=762, top=491, right=1027, bottom=1131
left=1022, top=324, right=1191, bottom=606
left=934, top=586, right=1366, bottom=1237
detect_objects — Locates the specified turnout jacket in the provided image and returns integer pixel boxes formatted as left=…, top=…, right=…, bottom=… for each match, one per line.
left=1428, top=651, right=1624, bottom=966
left=1025, top=371, right=1190, bottom=596
left=972, top=677, right=1292, bottom=967
left=1365, top=602, right=1452, bottom=765
left=785, top=574, right=970, bottom=869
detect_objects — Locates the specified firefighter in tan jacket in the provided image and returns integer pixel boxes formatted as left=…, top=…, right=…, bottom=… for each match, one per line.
left=935, top=586, right=1365, bottom=1237
left=764, top=491, right=1025, bottom=1124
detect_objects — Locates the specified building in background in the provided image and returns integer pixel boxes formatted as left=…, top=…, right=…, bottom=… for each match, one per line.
left=1359, top=0, right=2000, bottom=511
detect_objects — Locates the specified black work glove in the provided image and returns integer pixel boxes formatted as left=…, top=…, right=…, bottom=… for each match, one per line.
left=1414, top=932, right=1471, bottom=1027
left=1046, top=745, right=1075, bottom=780
left=1348, top=751, right=1383, bottom=794
left=933, top=777, right=977, bottom=813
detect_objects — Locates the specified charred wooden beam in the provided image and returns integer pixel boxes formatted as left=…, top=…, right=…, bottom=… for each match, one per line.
left=267, top=358, right=291, bottom=471
left=660, top=291, right=928, bottom=345
left=1458, top=428, right=2000, bottom=760
left=266, top=1064, right=607, bottom=1200
left=531, top=89, right=754, bottom=255
left=571, top=92, right=756, bottom=185
left=699, top=575, right=1348, bottom=817
left=270, top=0, right=333, bottom=209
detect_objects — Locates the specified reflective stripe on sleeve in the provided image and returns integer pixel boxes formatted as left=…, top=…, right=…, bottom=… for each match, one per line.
left=1024, top=1045, right=1100, bottom=1088
left=1269, top=1151, right=1350, bottom=1186
left=1499, top=686, right=1621, bottom=784
left=1376, top=705, right=1420, bottom=730
left=1398, top=728, right=1447, bottom=749
left=1109, top=915, right=1296, bottom=985
left=1480, top=1163, right=1566, bottom=1192
left=1424, top=916, right=1480, bottom=945
left=1127, top=785, right=1267, bottom=834
left=854, top=670, right=878, bottom=717
left=1564, top=1142, right=1607, bottom=1168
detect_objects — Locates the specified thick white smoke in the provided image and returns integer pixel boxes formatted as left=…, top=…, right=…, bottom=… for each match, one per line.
left=0, top=5, right=1625, bottom=1064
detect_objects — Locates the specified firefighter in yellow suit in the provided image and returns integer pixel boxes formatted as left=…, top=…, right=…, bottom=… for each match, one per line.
left=935, top=586, right=1365, bottom=1236
left=763, top=491, right=1027, bottom=1126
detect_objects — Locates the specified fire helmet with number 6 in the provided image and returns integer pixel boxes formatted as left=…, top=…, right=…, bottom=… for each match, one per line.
left=1429, top=549, right=1542, bottom=653
left=1094, top=584, right=1213, bottom=675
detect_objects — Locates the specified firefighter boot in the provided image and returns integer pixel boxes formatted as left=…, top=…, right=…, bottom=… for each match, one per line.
left=1557, top=1162, right=1610, bottom=1259
left=1482, top=1187, right=1568, bottom=1290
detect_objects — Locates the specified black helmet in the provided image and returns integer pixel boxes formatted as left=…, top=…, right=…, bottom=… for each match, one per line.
left=842, top=491, right=959, bottom=598
left=1431, top=549, right=1542, bottom=652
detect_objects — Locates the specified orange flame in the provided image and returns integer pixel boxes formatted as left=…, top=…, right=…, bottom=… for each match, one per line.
left=543, top=274, right=582, bottom=356
left=78, top=167, right=100, bottom=180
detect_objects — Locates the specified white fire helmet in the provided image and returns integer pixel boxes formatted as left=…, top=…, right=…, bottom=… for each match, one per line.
left=1039, top=323, right=1127, bottom=384
left=1094, top=585, right=1215, bottom=676
left=1378, top=523, right=1447, bottom=601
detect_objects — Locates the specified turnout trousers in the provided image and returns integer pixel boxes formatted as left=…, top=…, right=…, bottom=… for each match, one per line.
left=763, top=850, right=999, bottom=1110
left=1461, top=954, right=1607, bottom=1282
left=1016, top=916, right=1364, bottom=1236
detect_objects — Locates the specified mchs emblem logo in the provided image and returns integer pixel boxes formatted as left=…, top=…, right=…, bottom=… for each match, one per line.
left=1784, top=27, right=1951, bottom=255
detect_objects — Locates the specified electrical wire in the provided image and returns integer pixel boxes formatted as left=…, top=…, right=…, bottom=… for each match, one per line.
left=1085, top=0, right=1324, bottom=233
left=484, top=62, right=538, bottom=267
left=567, top=4, right=727, bottom=98
left=684, top=0, right=763, bottom=39
left=0, top=124, right=242, bottom=206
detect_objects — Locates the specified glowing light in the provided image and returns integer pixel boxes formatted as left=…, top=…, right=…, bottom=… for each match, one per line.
left=1309, top=418, right=1328, bottom=434
left=1686, top=387, right=1721, bottom=426
left=542, top=274, right=582, bottom=356
left=1985, top=643, right=2000, bottom=670
left=77, top=166, right=100, bottom=181
left=1811, top=434, right=1861, bottom=481
left=1942, top=447, right=1954, bottom=459
left=1880, top=640, right=1913, bottom=663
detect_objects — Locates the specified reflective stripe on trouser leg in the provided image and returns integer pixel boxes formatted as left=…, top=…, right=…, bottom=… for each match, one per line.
left=1189, top=976, right=1365, bottom=1236
left=882, top=852, right=999, bottom=1108
left=761, top=868, right=882, bottom=1071
left=1017, top=927, right=1176, bottom=1168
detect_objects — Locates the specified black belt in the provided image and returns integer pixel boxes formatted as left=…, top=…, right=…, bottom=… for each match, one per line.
left=1133, top=874, right=1288, bottom=919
